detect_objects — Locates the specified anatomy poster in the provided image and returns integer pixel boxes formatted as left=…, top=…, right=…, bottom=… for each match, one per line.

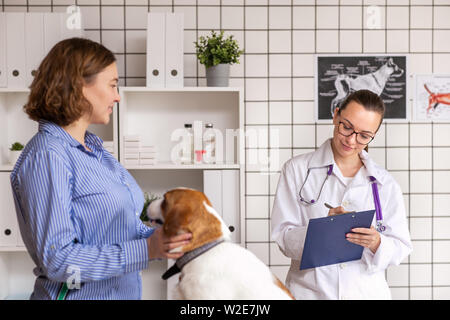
left=316, top=55, right=407, bottom=121
left=415, top=74, right=450, bottom=121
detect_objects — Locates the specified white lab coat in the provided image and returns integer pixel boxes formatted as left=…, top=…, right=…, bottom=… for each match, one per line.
left=271, top=139, right=412, bottom=300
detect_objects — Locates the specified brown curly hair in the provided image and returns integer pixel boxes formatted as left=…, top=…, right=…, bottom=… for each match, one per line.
left=24, top=37, right=116, bottom=126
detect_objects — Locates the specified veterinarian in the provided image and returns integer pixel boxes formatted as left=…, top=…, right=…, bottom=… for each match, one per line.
left=271, top=90, right=412, bottom=300
left=10, top=38, right=191, bottom=300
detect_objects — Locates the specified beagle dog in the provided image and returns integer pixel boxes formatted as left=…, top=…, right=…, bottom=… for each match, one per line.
left=148, top=188, right=294, bottom=300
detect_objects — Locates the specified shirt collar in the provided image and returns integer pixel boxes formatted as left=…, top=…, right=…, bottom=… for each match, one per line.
left=308, top=139, right=335, bottom=169
left=309, top=138, right=386, bottom=186
left=38, top=119, right=104, bottom=150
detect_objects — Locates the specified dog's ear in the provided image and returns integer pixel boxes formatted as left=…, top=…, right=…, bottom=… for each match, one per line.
left=163, top=203, right=192, bottom=237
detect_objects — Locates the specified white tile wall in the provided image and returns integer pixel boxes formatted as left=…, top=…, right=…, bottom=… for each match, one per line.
left=3, top=0, right=450, bottom=300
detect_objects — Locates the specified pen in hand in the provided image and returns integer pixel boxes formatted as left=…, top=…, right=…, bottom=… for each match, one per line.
left=324, top=202, right=355, bottom=215
left=324, top=203, right=334, bottom=209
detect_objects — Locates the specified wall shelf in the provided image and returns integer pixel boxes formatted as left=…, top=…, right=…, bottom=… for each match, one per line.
left=124, top=163, right=241, bottom=170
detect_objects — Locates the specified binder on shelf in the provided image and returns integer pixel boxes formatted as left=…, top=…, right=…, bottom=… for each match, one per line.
left=222, top=170, right=240, bottom=243
left=164, top=12, right=184, bottom=88
left=25, top=13, right=44, bottom=87
left=0, top=173, right=19, bottom=247
left=203, top=170, right=223, bottom=219
left=43, top=12, right=62, bottom=55
left=146, top=12, right=166, bottom=88
left=6, top=13, right=26, bottom=88
left=0, top=14, right=6, bottom=87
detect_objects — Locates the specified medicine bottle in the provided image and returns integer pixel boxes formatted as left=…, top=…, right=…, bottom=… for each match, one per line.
left=181, top=123, right=194, bottom=164
left=203, top=123, right=216, bottom=164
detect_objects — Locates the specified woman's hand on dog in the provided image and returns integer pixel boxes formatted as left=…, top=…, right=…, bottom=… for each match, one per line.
left=147, top=227, right=192, bottom=260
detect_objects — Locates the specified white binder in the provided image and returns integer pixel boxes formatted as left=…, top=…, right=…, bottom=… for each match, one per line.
left=0, top=13, right=7, bottom=87
left=0, top=173, right=18, bottom=247
left=222, top=170, right=240, bottom=243
left=164, top=13, right=184, bottom=88
left=43, top=12, right=62, bottom=54
left=25, top=13, right=44, bottom=87
left=146, top=13, right=165, bottom=88
left=6, top=13, right=26, bottom=88
left=203, top=170, right=223, bottom=218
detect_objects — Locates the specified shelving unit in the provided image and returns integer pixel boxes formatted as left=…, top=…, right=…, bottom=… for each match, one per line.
left=118, top=87, right=245, bottom=299
left=0, top=86, right=245, bottom=300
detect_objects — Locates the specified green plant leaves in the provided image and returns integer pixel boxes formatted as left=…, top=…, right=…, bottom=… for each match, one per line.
left=194, top=30, right=244, bottom=68
left=10, top=142, right=24, bottom=151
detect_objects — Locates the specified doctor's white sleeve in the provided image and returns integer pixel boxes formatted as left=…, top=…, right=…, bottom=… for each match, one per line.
left=271, top=161, right=307, bottom=261
left=362, top=180, right=413, bottom=273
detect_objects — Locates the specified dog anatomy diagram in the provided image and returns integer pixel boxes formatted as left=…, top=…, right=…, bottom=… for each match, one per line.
left=415, top=75, right=450, bottom=121
left=316, top=55, right=407, bottom=120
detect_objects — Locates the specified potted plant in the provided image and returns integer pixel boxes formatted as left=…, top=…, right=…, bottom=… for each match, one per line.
left=140, top=192, right=161, bottom=227
left=9, top=142, right=24, bottom=165
left=194, top=30, right=243, bottom=87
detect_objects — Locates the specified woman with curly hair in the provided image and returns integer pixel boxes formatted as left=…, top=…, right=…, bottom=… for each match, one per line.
left=10, top=38, right=191, bottom=300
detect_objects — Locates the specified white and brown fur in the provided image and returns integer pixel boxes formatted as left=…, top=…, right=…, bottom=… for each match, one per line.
left=148, top=188, right=294, bottom=300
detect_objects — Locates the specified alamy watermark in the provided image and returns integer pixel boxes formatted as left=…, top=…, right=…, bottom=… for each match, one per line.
left=170, top=126, right=281, bottom=175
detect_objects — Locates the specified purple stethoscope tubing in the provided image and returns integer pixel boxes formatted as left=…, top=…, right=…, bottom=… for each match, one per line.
left=299, top=165, right=386, bottom=233
left=369, top=176, right=386, bottom=232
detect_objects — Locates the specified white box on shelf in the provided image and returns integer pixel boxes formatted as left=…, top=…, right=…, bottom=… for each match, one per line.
left=139, top=158, right=158, bottom=165
left=146, top=13, right=166, bottom=88
left=140, top=152, right=158, bottom=159
left=6, top=13, right=26, bottom=88
left=141, top=146, right=158, bottom=153
left=165, top=13, right=184, bottom=88
left=0, top=14, right=7, bottom=87
left=124, top=141, right=140, bottom=148
left=222, top=170, right=240, bottom=243
left=0, top=172, right=20, bottom=247
left=25, top=13, right=45, bottom=88
left=124, top=147, right=139, bottom=154
left=203, top=170, right=222, bottom=218
left=124, top=159, right=139, bottom=165
left=124, top=135, right=141, bottom=142
left=125, top=152, right=139, bottom=159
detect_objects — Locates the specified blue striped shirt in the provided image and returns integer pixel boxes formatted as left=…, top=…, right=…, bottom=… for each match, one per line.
left=10, top=120, right=154, bottom=300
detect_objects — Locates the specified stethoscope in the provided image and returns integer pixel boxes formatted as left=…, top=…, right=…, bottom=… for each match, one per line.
left=299, top=164, right=386, bottom=233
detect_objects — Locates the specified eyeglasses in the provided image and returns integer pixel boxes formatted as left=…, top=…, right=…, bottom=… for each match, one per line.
left=338, top=121, right=374, bottom=145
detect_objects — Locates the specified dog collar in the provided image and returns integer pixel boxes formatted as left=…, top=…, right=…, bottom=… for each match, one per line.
left=161, top=239, right=225, bottom=280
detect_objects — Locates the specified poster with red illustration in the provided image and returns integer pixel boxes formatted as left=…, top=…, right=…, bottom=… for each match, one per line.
left=415, top=75, right=450, bottom=121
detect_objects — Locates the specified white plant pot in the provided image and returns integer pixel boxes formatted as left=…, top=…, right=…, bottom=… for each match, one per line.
left=9, top=150, right=21, bottom=165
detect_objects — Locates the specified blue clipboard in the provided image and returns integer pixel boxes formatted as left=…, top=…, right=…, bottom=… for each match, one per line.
left=300, top=210, right=375, bottom=270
